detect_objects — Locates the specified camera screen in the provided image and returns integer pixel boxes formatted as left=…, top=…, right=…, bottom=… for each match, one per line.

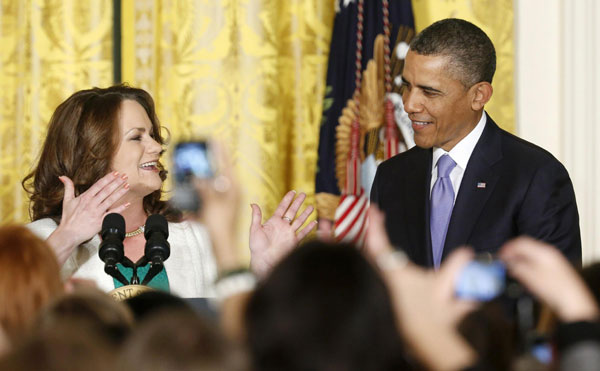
left=455, top=260, right=506, bottom=301
left=173, top=142, right=214, bottom=182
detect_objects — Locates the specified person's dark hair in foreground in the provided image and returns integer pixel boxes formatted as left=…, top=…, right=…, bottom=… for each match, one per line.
left=458, top=300, right=515, bottom=371
left=36, top=288, right=134, bottom=346
left=245, top=241, right=412, bottom=371
left=0, top=319, right=116, bottom=371
left=123, top=290, right=197, bottom=322
left=118, top=309, right=247, bottom=371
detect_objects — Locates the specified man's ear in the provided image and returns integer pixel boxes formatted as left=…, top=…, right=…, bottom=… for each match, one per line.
left=470, top=82, right=493, bottom=110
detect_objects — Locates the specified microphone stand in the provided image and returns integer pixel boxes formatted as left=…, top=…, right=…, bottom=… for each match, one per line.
left=141, top=257, right=164, bottom=285
left=104, top=264, right=129, bottom=286
left=120, top=256, right=153, bottom=285
left=105, top=256, right=165, bottom=287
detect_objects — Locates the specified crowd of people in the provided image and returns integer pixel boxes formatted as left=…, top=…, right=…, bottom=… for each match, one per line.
left=1, top=17, right=599, bottom=370
left=1, top=192, right=599, bottom=370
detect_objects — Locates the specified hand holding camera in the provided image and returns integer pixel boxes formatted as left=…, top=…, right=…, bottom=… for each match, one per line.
left=499, top=237, right=599, bottom=323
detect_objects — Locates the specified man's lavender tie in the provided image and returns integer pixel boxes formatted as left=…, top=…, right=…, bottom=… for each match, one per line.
left=430, top=154, right=457, bottom=269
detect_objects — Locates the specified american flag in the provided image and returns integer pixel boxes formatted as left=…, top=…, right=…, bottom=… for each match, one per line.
left=334, top=115, right=369, bottom=245
left=332, top=0, right=413, bottom=247
left=334, top=189, right=369, bottom=245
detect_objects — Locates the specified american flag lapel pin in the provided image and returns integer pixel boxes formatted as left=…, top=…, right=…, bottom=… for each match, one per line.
left=477, top=182, right=486, bottom=189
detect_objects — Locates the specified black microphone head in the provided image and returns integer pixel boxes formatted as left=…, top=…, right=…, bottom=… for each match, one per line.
left=99, top=213, right=125, bottom=267
left=101, top=213, right=126, bottom=240
left=144, top=214, right=168, bottom=239
left=144, top=214, right=170, bottom=264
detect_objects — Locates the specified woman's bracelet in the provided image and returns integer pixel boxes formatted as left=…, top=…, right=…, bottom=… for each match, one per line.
left=214, top=268, right=256, bottom=300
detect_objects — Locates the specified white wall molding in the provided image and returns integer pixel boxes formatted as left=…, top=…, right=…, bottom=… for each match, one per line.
left=516, top=0, right=600, bottom=263
left=515, top=0, right=562, bottom=158
left=561, top=0, right=600, bottom=263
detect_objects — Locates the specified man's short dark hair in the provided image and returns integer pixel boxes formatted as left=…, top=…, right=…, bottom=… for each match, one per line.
left=410, top=18, right=496, bottom=87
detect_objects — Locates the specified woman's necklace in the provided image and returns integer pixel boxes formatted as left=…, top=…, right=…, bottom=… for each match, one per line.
left=125, top=225, right=145, bottom=238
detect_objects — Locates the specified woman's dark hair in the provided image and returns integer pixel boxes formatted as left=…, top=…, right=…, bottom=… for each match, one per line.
left=22, top=84, right=181, bottom=223
left=245, top=241, right=411, bottom=371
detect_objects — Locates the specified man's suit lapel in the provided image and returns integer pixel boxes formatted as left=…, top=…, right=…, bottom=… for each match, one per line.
left=403, top=149, right=433, bottom=266
left=442, top=117, right=503, bottom=259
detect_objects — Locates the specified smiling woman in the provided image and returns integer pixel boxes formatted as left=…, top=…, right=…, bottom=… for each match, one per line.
left=22, top=85, right=217, bottom=298
left=111, top=100, right=164, bottom=213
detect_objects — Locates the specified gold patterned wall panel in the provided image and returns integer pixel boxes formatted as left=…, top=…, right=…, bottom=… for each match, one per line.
left=412, top=0, right=515, bottom=133
left=122, top=0, right=335, bottom=252
left=0, top=0, right=113, bottom=224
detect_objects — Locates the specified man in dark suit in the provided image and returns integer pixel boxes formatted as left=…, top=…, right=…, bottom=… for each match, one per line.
left=370, top=18, right=581, bottom=267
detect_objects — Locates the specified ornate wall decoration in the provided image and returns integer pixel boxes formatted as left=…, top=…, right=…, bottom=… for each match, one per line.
left=0, top=0, right=113, bottom=223
left=122, top=0, right=335, bottom=253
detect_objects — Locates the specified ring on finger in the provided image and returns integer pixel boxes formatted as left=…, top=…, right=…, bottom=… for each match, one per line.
left=282, top=216, right=292, bottom=224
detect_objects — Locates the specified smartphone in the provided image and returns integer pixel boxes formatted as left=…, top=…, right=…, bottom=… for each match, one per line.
left=455, top=259, right=506, bottom=301
left=530, top=341, right=553, bottom=365
left=170, top=141, right=215, bottom=212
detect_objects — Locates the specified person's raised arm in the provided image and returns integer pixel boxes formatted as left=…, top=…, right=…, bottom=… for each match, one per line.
left=366, top=206, right=478, bottom=371
left=194, top=142, right=252, bottom=341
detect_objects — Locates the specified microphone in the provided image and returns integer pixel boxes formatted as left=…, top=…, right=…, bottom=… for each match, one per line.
left=141, top=214, right=170, bottom=285
left=99, top=213, right=128, bottom=285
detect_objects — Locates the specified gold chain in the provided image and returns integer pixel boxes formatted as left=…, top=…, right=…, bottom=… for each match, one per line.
left=125, top=225, right=145, bottom=238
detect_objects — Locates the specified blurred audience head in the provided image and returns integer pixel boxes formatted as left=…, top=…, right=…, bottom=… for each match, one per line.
left=245, top=240, right=410, bottom=371
left=0, top=318, right=116, bottom=371
left=119, top=309, right=247, bottom=371
left=36, top=288, right=134, bottom=346
left=0, top=225, right=63, bottom=342
left=0, top=326, right=8, bottom=357
left=22, top=84, right=180, bottom=223
left=458, top=300, right=515, bottom=371
left=124, top=290, right=197, bottom=322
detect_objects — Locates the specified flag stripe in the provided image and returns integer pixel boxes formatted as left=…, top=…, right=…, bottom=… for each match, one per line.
left=334, top=192, right=363, bottom=228
left=334, top=192, right=368, bottom=241
left=345, top=203, right=368, bottom=243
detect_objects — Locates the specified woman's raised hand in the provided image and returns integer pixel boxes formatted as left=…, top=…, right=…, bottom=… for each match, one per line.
left=249, top=191, right=317, bottom=278
left=47, top=172, right=130, bottom=265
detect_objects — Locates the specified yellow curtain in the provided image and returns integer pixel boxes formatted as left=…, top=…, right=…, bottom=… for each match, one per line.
left=0, top=0, right=113, bottom=223
left=411, top=0, right=515, bottom=133
left=121, top=0, right=335, bottom=254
